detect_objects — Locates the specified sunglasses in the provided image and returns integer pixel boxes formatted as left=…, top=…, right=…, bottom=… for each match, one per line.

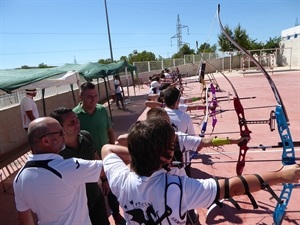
left=39, top=130, right=65, bottom=139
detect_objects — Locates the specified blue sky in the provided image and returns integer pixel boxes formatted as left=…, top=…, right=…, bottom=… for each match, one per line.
left=0, top=0, right=299, bottom=69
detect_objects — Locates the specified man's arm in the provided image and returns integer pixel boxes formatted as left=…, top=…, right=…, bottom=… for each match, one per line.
left=198, top=136, right=248, bottom=150
left=17, top=209, right=35, bottom=225
left=218, top=164, right=300, bottom=199
left=107, top=127, right=115, bottom=144
left=145, top=101, right=163, bottom=109
left=25, top=110, right=36, bottom=121
left=101, top=144, right=131, bottom=164
left=116, top=133, right=129, bottom=147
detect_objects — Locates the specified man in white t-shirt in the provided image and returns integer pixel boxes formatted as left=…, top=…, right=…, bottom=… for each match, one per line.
left=20, top=89, right=39, bottom=131
left=101, top=118, right=300, bottom=225
left=114, top=75, right=125, bottom=110
left=13, top=117, right=106, bottom=225
left=163, top=87, right=196, bottom=135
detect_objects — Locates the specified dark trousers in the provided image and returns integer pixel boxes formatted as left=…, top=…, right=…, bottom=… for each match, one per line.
left=107, top=191, right=120, bottom=215
left=89, top=191, right=110, bottom=225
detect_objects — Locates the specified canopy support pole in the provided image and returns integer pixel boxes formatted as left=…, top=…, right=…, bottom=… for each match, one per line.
left=42, top=88, right=46, bottom=116
left=103, top=77, right=113, bottom=123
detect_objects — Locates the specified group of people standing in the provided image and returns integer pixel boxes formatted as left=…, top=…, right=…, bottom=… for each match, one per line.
left=14, top=73, right=300, bottom=225
left=16, top=82, right=126, bottom=225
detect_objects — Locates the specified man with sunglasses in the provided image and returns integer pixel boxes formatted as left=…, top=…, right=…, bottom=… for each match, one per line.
left=13, top=117, right=106, bottom=225
left=50, top=107, right=110, bottom=225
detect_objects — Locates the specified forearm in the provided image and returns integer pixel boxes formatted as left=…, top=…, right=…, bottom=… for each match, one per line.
left=199, top=136, right=243, bottom=148
left=101, top=144, right=131, bottom=164
left=219, top=172, right=281, bottom=199
left=17, top=210, right=35, bottom=225
left=145, top=101, right=162, bottom=108
left=107, top=128, right=115, bottom=144
left=117, top=133, right=129, bottom=147
left=217, top=164, right=300, bottom=199
left=25, top=111, right=36, bottom=121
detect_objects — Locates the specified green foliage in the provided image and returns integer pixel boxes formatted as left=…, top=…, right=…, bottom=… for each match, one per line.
left=127, top=50, right=156, bottom=64
left=98, top=58, right=114, bottom=64
left=233, top=24, right=251, bottom=50
left=38, top=63, right=49, bottom=68
left=172, top=44, right=194, bottom=58
left=264, top=36, right=281, bottom=53
left=196, top=43, right=217, bottom=54
left=218, top=25, right=235, bottom=51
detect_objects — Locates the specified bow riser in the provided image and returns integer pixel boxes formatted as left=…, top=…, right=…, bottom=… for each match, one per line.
left=233, top=97, right=251, bottom=175
left=275, top=106, right=296, bottom=165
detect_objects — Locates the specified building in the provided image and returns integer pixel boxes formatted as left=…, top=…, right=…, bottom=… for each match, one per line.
left=280, top=25, right=300, bottom=67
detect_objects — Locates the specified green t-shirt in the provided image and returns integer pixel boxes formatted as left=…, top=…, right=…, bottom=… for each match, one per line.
left=73, top=103, right=112, bottom=156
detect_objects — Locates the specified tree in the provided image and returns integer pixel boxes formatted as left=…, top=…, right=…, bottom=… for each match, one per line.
left=218, top=24, right=253, bottom=52
left=38, top=63, right=49, bottom=68
left=98, top=58, right=114, bottom=64
left=172, top=44, right=194, bottom=58
left=233, top=24, right=251, bottom=50
left=119, top=56, right=128, bottom=61
left=218, top=25, right=235, bottom=52
left=196, top=43, right=217, bottom=54
left=264, top=36, right=281, bottom=53
left=127, top=50, right=156, bottom=64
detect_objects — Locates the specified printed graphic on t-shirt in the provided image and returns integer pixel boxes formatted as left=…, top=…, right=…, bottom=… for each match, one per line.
left=124, top=200, right=172, bottom=224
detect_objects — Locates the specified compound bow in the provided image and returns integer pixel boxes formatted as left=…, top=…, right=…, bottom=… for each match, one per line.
left=217, top=4, right=296, bottom=224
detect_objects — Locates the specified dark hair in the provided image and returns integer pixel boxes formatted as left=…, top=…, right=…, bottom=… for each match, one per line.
left=146, top=108, right=168, bottom=120
left=50, top=107, right=73, bottom=126
left=127, top=118, right=175, bottom=176
left=80, top=82, right=95, bottom=93
left=163, top=87, right=180, bottom=107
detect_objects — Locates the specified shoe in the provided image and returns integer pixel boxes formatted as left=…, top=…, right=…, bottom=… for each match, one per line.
left=112, top=213, right=126, bottom=225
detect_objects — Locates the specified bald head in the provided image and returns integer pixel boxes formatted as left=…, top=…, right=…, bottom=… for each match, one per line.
left=28, top=117, right=65, bottom=154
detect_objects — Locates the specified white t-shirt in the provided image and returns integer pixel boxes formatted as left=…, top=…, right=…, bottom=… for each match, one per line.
left=165, top=108, right=196, bottom=135
left=103, top=153, right=217, bottom=225
left=176, top=131, right=202, bottom=165
left=178, top=103, right=188, bottom=113
left=114, top=79, right=122, bottom=94
left=164, top=72, right=172, bottom=79
left=20, top=95, right=39, bottom=128
left=14, top=154, right=103, bottom=225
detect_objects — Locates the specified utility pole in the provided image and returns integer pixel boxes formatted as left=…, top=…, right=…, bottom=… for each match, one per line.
left=104, top=0, right=114, bottom=62
left=171, top=14, right=189, bottom=52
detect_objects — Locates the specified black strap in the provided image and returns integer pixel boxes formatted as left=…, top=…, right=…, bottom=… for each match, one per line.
left=254, top=174, right=283, bottom=204
left=212, top=177, right=223, bottom=208
left=224, top=178, right=241, bottom=210
left=238, top=176, right=258, bottom=209
left=213, top=178, right=241, bottom=210
left=15, top=159, right=62, bottom=183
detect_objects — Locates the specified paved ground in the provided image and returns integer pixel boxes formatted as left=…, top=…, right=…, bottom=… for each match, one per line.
left=0, top=68, right=299, bottom=225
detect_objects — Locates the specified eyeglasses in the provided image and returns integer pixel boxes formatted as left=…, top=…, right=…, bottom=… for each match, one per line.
left=39, top=130, right=65, bottom=139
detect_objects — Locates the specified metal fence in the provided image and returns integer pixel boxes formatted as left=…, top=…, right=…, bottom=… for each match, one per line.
left=0, top=48, right=292, bottom=110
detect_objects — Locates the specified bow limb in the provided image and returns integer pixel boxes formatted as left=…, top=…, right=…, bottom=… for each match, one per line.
left=218, top=4, right=296, bottom=224
left=217, top=4, right=288, bottom=120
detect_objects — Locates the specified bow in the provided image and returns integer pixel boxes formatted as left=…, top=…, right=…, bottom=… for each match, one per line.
left=201, top=56, right=252, bottom=175
left=217, top=4, right=296, bottom=224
